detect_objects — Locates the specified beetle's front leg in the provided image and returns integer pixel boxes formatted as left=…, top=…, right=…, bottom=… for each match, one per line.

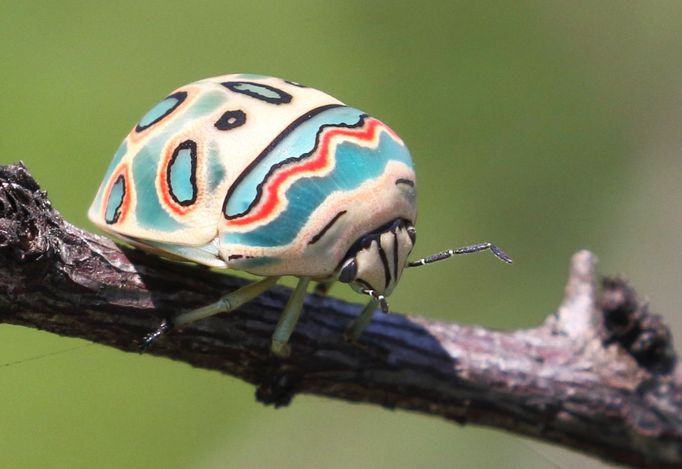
left=271, top=277, right=311, bottom=357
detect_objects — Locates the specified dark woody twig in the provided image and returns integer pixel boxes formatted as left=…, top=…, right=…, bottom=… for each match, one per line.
left=0, top=162, right=680, bottom=467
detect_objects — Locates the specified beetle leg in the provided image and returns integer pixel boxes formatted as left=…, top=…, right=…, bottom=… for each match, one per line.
left=271, top=277, right=311, bottom=357
left=140, top=276, right=281, bottom=351
left=407, top=242, right=513, bottom=267
left=344, top=298, right=380, bottom=343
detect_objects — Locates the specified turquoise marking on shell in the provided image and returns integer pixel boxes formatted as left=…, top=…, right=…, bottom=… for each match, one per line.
left=232, top=82, right=282, bottom=100
left=224, top=106, right=365, bottom=217
left=132, top=146, right=184, bottom=231
left=139, top=95, right=182, bottom=129
left=187, top=90, right=227, bottom=115
left=105, top=176, right=125, bottom=223
left=207, top=142, right=226, bottom=191
left=222, top=130, right=413, bottom=247
left=130, top=90, right=227, bottom=231
left=168, top=146, right=195, bottom=203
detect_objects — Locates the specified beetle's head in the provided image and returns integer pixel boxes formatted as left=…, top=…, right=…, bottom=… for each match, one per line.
left=337, top=219, right=416, bottom=311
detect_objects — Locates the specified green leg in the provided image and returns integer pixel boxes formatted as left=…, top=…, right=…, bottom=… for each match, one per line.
left=271, top=277, right=311, bottom=357
left=344, top=299, right=380, bottom=343
left=142, top=276, right=281, bottom=351
left=174, top=276, right=281, bottom=327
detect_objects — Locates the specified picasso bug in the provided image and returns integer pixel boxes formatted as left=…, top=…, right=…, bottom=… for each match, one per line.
left=88, top=74, right=511, bottom=357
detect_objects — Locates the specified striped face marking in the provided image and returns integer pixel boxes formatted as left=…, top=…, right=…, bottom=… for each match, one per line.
left=338, top=219, right=416, bottom=296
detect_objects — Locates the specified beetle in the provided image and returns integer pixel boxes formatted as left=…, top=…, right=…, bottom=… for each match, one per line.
left=88, top=74, right=511, bottom=356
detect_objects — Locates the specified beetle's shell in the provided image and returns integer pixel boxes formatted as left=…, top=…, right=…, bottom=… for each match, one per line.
left=89, top=74, right=417, bottom=279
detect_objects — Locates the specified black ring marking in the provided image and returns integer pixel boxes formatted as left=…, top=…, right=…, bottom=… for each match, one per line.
left=309, top=210, right=347, bottom=245
left=105, top=174, right=126, bottom=224
left=222, top=103, right=344, bottom=220
left=221, top=81, right=292, bottom=105
left=214, top=110, right=246, bottom=131
left=395, top=178, right=415, bottom=187
left=135, top=91, right=187, bottom=133
left=167, top=140, right=198, bottom=206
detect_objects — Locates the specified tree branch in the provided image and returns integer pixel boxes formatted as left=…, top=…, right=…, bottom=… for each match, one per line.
left=1, top=162, right=680, bottom=467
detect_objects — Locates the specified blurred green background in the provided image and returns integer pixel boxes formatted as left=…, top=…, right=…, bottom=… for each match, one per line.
left=1, top=1, right=681, bottom=468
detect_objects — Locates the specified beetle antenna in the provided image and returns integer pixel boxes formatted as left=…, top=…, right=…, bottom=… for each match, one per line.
left=407, top=242, right=512, bottom=267
left=361, top=288, right=389, bottom=313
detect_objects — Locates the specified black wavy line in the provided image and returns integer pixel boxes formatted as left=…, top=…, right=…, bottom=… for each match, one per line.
left=223, top=104, right=363, bottom=220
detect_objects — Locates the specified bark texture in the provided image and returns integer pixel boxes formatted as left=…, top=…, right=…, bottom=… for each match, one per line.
left=1, top=163, right=681, bottom=468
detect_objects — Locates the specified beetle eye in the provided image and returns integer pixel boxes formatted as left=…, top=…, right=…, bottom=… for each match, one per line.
left=338, top=258, right=358, bottom=283
left=406, top=225, right=416, bottom=244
